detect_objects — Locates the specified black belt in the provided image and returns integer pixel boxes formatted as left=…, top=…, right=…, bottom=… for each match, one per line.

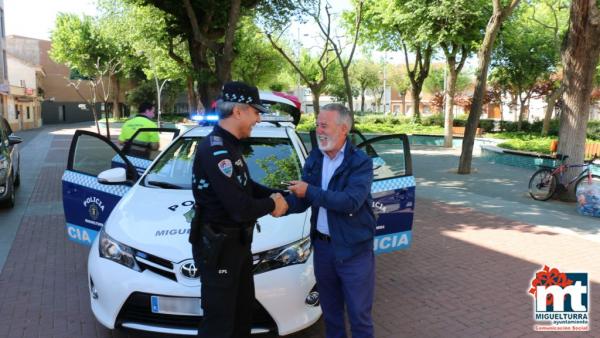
left=315, top=230, right=331, bottom=242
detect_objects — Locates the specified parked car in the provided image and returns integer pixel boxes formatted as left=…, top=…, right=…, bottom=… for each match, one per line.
left=61, top=93, right=415, bottom=335
left=0, top=118, right=22, bottom=208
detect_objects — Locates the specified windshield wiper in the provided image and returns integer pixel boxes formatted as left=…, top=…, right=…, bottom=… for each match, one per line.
left=147, top=180, right=184, bottom=189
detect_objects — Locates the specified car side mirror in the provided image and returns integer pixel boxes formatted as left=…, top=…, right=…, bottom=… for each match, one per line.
left=98, top=167, right=127, bottom=185
left=8, top=135, right=23, bottom=145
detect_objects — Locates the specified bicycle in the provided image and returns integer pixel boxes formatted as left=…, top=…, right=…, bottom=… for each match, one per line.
left=528, top=154, right=600, bottom=201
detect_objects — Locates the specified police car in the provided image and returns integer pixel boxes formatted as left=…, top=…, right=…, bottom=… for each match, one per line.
left=61, top=92, right=415, bottom=336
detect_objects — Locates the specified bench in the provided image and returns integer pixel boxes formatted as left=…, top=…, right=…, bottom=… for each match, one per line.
left=550, top=140, right=600, bottom=159
left=452, top=126, right=482, bottom=137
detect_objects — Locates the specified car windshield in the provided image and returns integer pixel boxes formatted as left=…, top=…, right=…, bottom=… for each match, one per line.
left=142, top=137, right=303, bottom=190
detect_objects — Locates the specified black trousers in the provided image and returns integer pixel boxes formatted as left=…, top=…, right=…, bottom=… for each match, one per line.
left=192, top=229, right=254, bottom=338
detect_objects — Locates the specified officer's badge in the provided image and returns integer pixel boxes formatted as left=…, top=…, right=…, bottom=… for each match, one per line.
left=218, top=159, right=233, bottom=177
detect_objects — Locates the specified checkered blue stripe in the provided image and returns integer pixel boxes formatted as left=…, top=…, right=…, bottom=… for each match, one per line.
left=372, top=176, right=415, bottom=193
left=112, top=155, right=152, bottom=169
left=62, top=170, right=130, bottom=197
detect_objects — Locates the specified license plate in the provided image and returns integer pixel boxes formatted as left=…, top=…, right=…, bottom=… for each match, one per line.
left=150, top=296, right=203, bottom=316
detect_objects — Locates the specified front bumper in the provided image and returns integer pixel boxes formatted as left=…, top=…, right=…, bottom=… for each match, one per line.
left=87, top=238, right=321, bottom=335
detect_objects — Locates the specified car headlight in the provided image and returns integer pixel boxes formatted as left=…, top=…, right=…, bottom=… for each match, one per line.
left=98, top=229, right=141, bottom=272
left=253, top=237, right=312, bottom=274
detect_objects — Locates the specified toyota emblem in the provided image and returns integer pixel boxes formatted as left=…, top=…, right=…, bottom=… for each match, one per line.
left=180, top=260, right=199, bottom=279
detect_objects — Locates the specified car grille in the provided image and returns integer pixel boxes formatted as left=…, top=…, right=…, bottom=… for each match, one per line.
left=116, top=292, right=276, bottom=332
left=134, top=251, right=177, bottom=282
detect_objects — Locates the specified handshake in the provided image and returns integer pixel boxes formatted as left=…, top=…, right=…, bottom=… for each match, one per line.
left=270, top=193, right=288, bottom=217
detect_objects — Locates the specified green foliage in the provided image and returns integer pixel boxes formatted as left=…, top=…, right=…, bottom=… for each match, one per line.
left=296, top=114, right=444, bottom=134
left=421, top=114, right=444, bottom=127
left=496, top=136, right=555, bottom=154
left=50, top=13, right=116, bottom=77
left=478, top=119, right=495, bottom=133
left=232, top=18, right=290, bottom=89
left=423, top=67, right=472, bottom=95
left=588, top=121, right=600, bottom=141
left=255, top=154, right=301, bottom=188
left=490, top=1, right=565, bottom=96
left=126, top=80, right=156, bottom=108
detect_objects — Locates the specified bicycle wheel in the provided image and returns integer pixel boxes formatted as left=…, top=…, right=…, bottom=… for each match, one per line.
left=575, top=174, right=600, bottom=194
left=529, top=168, right=557, bottom=201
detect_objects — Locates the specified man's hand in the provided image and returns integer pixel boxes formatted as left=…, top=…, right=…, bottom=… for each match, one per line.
left=288, top=180, right=308, bottom=198
left=270, top=193, right=288, bottom=217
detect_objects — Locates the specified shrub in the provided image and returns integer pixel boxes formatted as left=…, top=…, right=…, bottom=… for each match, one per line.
left=421, top=114, right=444, bottom=127
left=479, top=119, right=495, bottom=133
left=588, top=120, right=600, bottom=140
left=453, top=118, right=467, bottom=127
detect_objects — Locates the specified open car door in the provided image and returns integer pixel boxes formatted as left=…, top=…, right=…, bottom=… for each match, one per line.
left=356, top=134, right=415, bottom=254
left=119, top=127, right=179, bottom=174
left=62, top=130, right=139, bottom=246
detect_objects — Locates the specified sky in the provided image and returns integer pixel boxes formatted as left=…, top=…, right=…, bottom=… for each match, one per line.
left=5, top=0, right=97, bottom=40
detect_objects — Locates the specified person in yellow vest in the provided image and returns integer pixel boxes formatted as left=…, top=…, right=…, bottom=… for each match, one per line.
left=118, top=102, right=160, bottom=153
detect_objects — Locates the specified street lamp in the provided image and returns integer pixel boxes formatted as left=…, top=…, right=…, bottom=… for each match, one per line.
left=155, top=77, right=169, bottom=128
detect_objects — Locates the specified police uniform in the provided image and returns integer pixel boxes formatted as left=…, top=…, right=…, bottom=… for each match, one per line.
left=190, top=84, right=278, bottom=338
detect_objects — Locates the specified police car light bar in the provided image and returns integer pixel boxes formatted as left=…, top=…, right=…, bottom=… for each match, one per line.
left=191, top=114, right=219, bottom=122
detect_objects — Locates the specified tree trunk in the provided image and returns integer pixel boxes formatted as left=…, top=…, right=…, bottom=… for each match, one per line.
left=444, top=66, right=458, bottom=148
left=411, top=86, right=422, bottom=121
left=311, top=88, right=321, bottom=117
left=342, top=69, right=354, bottom=113
left=507, top=93, right=516, bottom=121
left=401, top=93, right=406, bottom=116
left=556, top=0, right=600, bottom=201
left=458, top=0, right=520, bottom=174
left=517, top=94, right=527, bottom=131
left=360, top=88, right=365, bottom=112
left=186, top=75, right=198, bottom=114
left=112, top=76, right=120, bottom=119
left=541, top=86, right=563, bottom=136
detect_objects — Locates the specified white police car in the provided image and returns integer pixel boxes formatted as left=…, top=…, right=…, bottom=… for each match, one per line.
left=61, top=92, right=415, bottom=335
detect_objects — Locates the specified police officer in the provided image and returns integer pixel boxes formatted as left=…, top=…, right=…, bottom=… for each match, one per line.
left=118, top=102, right=159, bottom=156
left=190, top=81, right=288, bottom=338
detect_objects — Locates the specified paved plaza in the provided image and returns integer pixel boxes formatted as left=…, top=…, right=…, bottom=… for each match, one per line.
left=0, top=124, right=599, bottom=337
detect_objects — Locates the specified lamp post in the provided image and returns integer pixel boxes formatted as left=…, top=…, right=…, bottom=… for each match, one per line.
left=155, top=77, right=169, bottom=128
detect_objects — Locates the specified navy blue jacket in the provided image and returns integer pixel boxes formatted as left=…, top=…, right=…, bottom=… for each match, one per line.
left=286, top=140, right=376, bottom=261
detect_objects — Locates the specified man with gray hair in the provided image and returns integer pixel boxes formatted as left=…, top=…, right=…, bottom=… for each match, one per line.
left=285, top=103, right=377, bottom=338
left=190, top=81, right=288, bottom=337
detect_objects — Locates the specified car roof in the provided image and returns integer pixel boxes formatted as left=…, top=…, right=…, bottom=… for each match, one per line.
left=181, top=122, right=296, bottom=139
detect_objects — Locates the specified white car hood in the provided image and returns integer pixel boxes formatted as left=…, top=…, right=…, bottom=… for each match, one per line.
left=105, top=185, right=309, bottom=263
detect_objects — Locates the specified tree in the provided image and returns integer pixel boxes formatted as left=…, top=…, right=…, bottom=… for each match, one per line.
left=556, top=0, right=600, bottom=200
left=388, top=66, right=411, bottom=115
left=360, top=0, right=435, bottom=122
left=424, top=67, right=471, bottom=114
left=457, top=0, right=521, bottom=175
left=491, top=5, right=559, bottom=131
left=232, top=18, right=289, bottom=89
left=50, top=14, right=126, bottom=135
left=264, top=21, right=335, bottom=116
left=318, top=0, right=363, bottom=113
left=351, top=58, right=380, bottom=112
left=101, top=0, right=199, bottom=114
left=524, top=0, right=569, bottom=136
left=130, top=0, right=301, bottom=109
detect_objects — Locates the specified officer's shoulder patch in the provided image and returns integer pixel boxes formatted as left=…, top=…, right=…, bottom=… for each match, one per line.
left=210, top=136, right=223, bottom=146
left=217, top=159, right=233, bottom=177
